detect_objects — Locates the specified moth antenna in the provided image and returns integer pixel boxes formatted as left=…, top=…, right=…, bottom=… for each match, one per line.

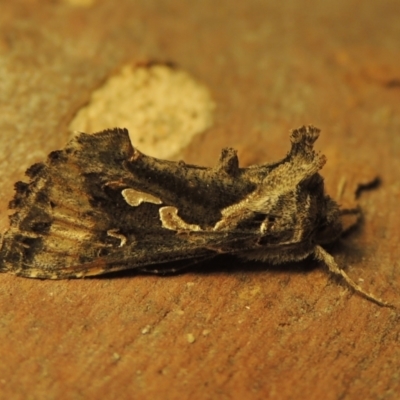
left=314, top=245, right=393, bottom=308
left=336, top=176, right=347, bottom=200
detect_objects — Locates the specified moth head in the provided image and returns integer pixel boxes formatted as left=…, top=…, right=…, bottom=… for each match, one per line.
left=313, top=195, right=343, bottom=244
left=251, top=126, right=346, bottom=245
left=248, top=172, right=343, bottom=246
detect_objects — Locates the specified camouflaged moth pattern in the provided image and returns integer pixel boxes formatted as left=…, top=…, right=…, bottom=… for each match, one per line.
left=0, top=126, right=389, bottom=306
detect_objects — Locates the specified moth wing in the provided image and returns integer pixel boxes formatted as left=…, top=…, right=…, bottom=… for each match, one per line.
left=0, top=128, right=257, bottom=278
left=0, top=179, right=222, bottom=278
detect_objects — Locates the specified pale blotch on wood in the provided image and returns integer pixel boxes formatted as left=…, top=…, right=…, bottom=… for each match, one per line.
left=68, top=63, right=215, bottom=159
left=122, top=188, right=162, bottom=207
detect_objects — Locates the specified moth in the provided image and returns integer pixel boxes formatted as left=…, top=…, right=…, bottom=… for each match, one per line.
left=0, top=125, right=389, bottom=307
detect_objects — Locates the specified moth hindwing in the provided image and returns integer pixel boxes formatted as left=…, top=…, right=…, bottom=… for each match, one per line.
left=0, top=126, right=390, bottom=307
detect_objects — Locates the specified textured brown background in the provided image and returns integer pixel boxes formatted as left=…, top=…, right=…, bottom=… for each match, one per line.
left=1, top=1, right=400, bottom=399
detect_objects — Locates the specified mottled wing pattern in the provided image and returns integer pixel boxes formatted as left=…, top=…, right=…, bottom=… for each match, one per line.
left=0, top=129, right=255, bottom=279
left=0, top=126, right=334, bottom=279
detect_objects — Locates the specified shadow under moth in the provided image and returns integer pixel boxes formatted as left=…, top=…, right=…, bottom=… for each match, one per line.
left=0, top=125, right=390, bottom=307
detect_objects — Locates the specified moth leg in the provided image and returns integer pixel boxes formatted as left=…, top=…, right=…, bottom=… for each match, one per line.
left=314, top=245, right=392, bottom=308
left=336, top=176, right=347, bottom=200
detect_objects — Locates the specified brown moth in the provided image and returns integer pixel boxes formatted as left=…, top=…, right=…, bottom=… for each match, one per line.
left=0, top=126, right=389, bottom=306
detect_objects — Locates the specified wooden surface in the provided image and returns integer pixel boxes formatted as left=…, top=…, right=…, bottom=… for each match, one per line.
left=0, top=1, right=399, bottom=399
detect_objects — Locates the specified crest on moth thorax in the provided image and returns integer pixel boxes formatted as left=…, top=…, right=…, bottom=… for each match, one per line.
left=0, top=125, right=390, bottom=307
